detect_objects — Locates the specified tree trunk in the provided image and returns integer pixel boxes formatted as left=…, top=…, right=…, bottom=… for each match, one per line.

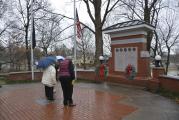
left=94, top=0, right=103, bottom=65
left=146, top=31, right=153, bottom=51
left=24, top=25, right=31, bottom=71
left=95, top=26, right=103, bottom=65
left=25, top=2, right=31, bottom=71
left=153, top=31, right=158, bottom=57
left=144, top=1, right=153, bottom=51
left=165, top=49, right=170, bottom=75
left=44, top=48, right=48, bottom=56
left=83, top=52, right=86, bottom=69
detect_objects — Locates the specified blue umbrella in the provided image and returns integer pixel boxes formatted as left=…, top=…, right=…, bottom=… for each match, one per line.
left=36, top=56, right=56, bottom=69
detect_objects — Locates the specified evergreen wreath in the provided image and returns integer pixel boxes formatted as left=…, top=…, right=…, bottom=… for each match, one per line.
left=125, top=64, right=136, bottom=80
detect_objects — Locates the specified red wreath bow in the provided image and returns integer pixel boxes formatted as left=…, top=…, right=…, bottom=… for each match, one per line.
left=126, top=64, right=132, bottom=75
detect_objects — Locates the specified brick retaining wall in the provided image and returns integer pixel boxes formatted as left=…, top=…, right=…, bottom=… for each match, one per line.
left=4, top=70, right=179, bottom=93
left=7, top=71, right=42, bottom=81
left=159, top=75, right=179, bottom=93
left=77, top=70, right=96, bottom=81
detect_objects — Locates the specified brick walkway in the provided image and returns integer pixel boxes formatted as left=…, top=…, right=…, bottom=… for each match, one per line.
left=0, top=83, right=136, bottom=120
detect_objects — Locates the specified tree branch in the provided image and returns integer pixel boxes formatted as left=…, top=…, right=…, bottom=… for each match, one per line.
left=83, top=0, right=95, bottom=24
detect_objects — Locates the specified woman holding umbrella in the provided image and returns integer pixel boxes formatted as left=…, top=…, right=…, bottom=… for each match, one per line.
left=41, top=64, right=56, bottom=101
left=37, top=56, right=57, bottom=101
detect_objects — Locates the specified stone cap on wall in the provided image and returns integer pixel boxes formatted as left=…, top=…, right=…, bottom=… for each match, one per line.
left=160, top=75, right=179, bottom=80
left=7, top=71, right=41, bottom=74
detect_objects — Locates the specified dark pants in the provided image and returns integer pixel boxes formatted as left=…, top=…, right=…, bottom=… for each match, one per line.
left=45, top=85, right=54, bottom=100
left=59, top=77, right=73, bottom=105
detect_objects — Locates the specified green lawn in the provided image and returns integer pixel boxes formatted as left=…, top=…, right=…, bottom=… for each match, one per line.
left=0, top=80, right=6, bottom=85
left=0, top=76, right=6, bottom=85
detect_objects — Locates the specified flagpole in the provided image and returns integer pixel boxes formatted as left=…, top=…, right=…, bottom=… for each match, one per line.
left=31, top=0, right=34, bottom=80
left=74, top=0, right=77, bottom=80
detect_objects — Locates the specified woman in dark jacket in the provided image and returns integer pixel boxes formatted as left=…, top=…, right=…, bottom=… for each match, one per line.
left=58, top=56, right=75, bottom=106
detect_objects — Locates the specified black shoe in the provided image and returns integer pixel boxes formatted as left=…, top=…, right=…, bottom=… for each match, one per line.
left=64, top=103, right=68, bottom=106
left=68, top=103, right=76, bottom=107
left=63, top=102, right=67, bottom=106
left=48, top=98, right=55, bottom=101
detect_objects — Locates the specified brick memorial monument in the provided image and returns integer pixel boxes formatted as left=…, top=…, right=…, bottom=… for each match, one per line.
left=104, top=20, right=155, bottom=84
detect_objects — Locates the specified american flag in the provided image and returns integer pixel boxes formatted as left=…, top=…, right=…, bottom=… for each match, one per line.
left=76, top=9, right=82, bottom=39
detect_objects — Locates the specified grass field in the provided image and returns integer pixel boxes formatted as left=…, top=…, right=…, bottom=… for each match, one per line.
left=0, top=75, right=40, bottom=85
left=0, top=76, right=6, bottom=85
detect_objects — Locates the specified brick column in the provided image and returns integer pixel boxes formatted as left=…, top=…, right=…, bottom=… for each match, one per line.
left=152, top=67, right=165, bottom=79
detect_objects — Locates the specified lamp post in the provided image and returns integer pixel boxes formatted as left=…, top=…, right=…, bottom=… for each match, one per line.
left=155, top=55, right=161, bottom=67
left=99, top=56, right=104, bottom=64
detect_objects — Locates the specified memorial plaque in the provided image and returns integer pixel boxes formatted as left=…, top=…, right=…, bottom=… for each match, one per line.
left=115, top=47, right=138, bottom=72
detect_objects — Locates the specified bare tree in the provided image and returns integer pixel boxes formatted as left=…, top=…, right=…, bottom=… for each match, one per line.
left=14, top=0, right=32, bottom=70
left=36, top=14, right=64, bottom=55
left=120, top=0, right=164, bottom=51
left=0, top=0, right=10, bottom=37
left=158, top=10, right=179, bottom=74
left=4, top=31, right=26, bottom=71
left=13, top=0, right=50, bottom=70
left=103, top=34, right=111, bottom=56
left=0, top=0, right=5, bottom=18
left=0, top=0, right=21, bottom=71
left=82, top=0, right=121, bottom=64
left=77, top=28, right=94, bottom=69
left=53, top=44, right=72, bottom=57
left=38, top=0, right=121, bottom=64
left=173, top=47, right=179, bottom=74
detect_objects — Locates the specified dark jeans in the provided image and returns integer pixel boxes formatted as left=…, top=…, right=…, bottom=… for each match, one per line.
left=45, top=85, right=54, bottom=100
left=59, top=77, right=73, bottom=105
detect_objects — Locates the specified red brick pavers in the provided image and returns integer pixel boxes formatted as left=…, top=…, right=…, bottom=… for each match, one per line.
left=0, top=83, right=136, bottom=120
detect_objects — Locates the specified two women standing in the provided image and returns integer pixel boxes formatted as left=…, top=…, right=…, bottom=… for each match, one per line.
left=41, top=56, right=76, bottom=107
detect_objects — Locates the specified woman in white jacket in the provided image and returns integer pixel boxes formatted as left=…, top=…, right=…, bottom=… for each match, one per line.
left=41, top=64, right=57, bottom=101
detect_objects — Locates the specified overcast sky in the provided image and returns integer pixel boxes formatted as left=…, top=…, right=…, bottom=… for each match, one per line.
left=48, top=0, right=179, bottom=25
left=49, top=0, right=89, bottom=24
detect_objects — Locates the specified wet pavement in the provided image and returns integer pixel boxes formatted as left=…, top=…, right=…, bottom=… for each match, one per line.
left=0, top=82, right=179, bottom=120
